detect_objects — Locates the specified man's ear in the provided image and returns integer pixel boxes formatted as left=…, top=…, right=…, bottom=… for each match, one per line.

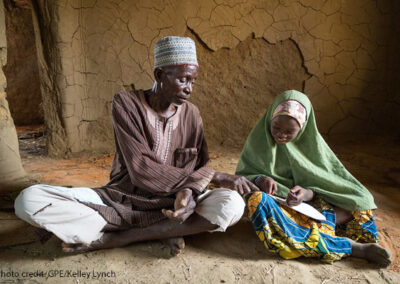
left=154, top=67, right=164, bottom=83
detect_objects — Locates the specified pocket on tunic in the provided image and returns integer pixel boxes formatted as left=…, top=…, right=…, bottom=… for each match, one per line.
left=174, top=148, right=198, bottom=169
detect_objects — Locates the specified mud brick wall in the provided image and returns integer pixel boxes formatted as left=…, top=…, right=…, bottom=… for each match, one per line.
left=31, top=0, right=400, bottom=156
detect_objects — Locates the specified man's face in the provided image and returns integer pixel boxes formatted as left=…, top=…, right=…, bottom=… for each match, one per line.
left=270, top=115, right=301, bottom=145
left=159, top=64, right=199, bottom=106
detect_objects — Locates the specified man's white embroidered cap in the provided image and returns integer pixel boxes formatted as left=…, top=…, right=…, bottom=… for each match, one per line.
left=154, top=36, right=198, bottom=69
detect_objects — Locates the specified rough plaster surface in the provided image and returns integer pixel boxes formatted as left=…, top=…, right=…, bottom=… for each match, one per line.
left=3, top=0, right=43, bottom=126
left=193, top=37, right=308, bottom=146
left=32, top=0, right=400, bottom=155
left=0, top=0, right=27, bottom=192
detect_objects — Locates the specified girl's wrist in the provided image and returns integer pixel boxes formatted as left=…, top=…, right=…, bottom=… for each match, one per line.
left=305, top=188, right=314, bottom=201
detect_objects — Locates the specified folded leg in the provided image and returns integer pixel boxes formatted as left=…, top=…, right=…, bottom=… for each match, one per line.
left=14, top=185, right=107, bottom=245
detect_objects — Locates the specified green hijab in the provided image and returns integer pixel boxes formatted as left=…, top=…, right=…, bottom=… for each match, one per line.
left=235, top=90, right=376, bottom=211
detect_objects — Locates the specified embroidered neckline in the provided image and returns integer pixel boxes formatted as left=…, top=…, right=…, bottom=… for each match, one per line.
left=138, top=90, right=181, bottom=164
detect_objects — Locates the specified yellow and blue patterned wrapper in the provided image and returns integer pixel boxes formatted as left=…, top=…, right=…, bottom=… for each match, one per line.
left=248, top=192, right=378, bottom=263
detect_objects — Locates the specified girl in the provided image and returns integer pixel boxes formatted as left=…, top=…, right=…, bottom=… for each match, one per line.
left=236, top=90, right=391, bottom=266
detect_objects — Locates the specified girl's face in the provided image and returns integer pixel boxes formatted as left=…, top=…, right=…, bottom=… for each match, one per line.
left=270, top=115, right=301, bottom=145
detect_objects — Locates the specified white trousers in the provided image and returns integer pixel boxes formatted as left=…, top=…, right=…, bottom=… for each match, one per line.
left=14, top=185, right=245, bottom=245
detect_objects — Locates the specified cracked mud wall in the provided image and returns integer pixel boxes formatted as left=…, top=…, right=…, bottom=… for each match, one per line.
left=193, top=37, right=308, bottom=146
left=33, top=0, right=400, bottom=155
left=3, top=0, right=43, bottom=126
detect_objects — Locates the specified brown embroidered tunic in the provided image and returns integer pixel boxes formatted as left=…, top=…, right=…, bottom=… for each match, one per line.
left=89, top=90, right=215, bottom=229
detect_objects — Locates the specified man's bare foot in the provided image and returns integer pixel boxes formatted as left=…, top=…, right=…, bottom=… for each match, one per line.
left=62, top=242, right=95, bottom=253
left=61, top=234, right=115, bottom=253
left=349, top=239, right=391, bottom=267
left=61, top=215, right=215, bottom=254
left=161, top=237, right=185, bottom=256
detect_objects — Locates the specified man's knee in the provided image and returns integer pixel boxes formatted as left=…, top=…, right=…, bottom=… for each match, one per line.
left=14, top=185, right=48, bottom=225
left=221, top=189, right=246, bottom=222
left=196, top=188, right=245, bottom=232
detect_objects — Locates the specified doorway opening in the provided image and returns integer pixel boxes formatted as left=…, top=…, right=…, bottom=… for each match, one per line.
left=3, top=0, right=46, bottom=157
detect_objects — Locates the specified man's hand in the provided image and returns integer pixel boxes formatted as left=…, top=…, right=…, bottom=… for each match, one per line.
left=211, top=172, right=258, bottom=195
left=162, top=188, right=196, bottom=223
left=286, top=186, right=314, bottom=206
left=255, top=176, right=277, bottom=195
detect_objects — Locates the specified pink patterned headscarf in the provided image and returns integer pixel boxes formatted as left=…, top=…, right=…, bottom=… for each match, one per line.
left=272, top=100, right=307, bottom=128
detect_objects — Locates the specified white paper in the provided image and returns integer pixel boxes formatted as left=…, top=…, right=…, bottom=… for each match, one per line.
left=270, top=195, right=326, bottom=221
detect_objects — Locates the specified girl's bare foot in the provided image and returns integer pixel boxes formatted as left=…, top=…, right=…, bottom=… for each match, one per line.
left=161, top=237, right=185, bottom=256
left=348, top=239, right=391, bottom=267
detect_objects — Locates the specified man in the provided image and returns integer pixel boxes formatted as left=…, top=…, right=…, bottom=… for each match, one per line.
left=14, top=36, right=258, bottom=254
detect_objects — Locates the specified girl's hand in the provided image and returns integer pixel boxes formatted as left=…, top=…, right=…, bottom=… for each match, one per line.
left=286, top=186, right=314, bottom=206
left=255, top=176, right=278, bottom=195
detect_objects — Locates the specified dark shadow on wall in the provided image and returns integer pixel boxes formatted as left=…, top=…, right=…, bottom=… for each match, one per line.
left=327, top=1, right=400, bottom=140
left=3, top=0, right=43, bottom=126
left=373, top=0, right=400, bottom=139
